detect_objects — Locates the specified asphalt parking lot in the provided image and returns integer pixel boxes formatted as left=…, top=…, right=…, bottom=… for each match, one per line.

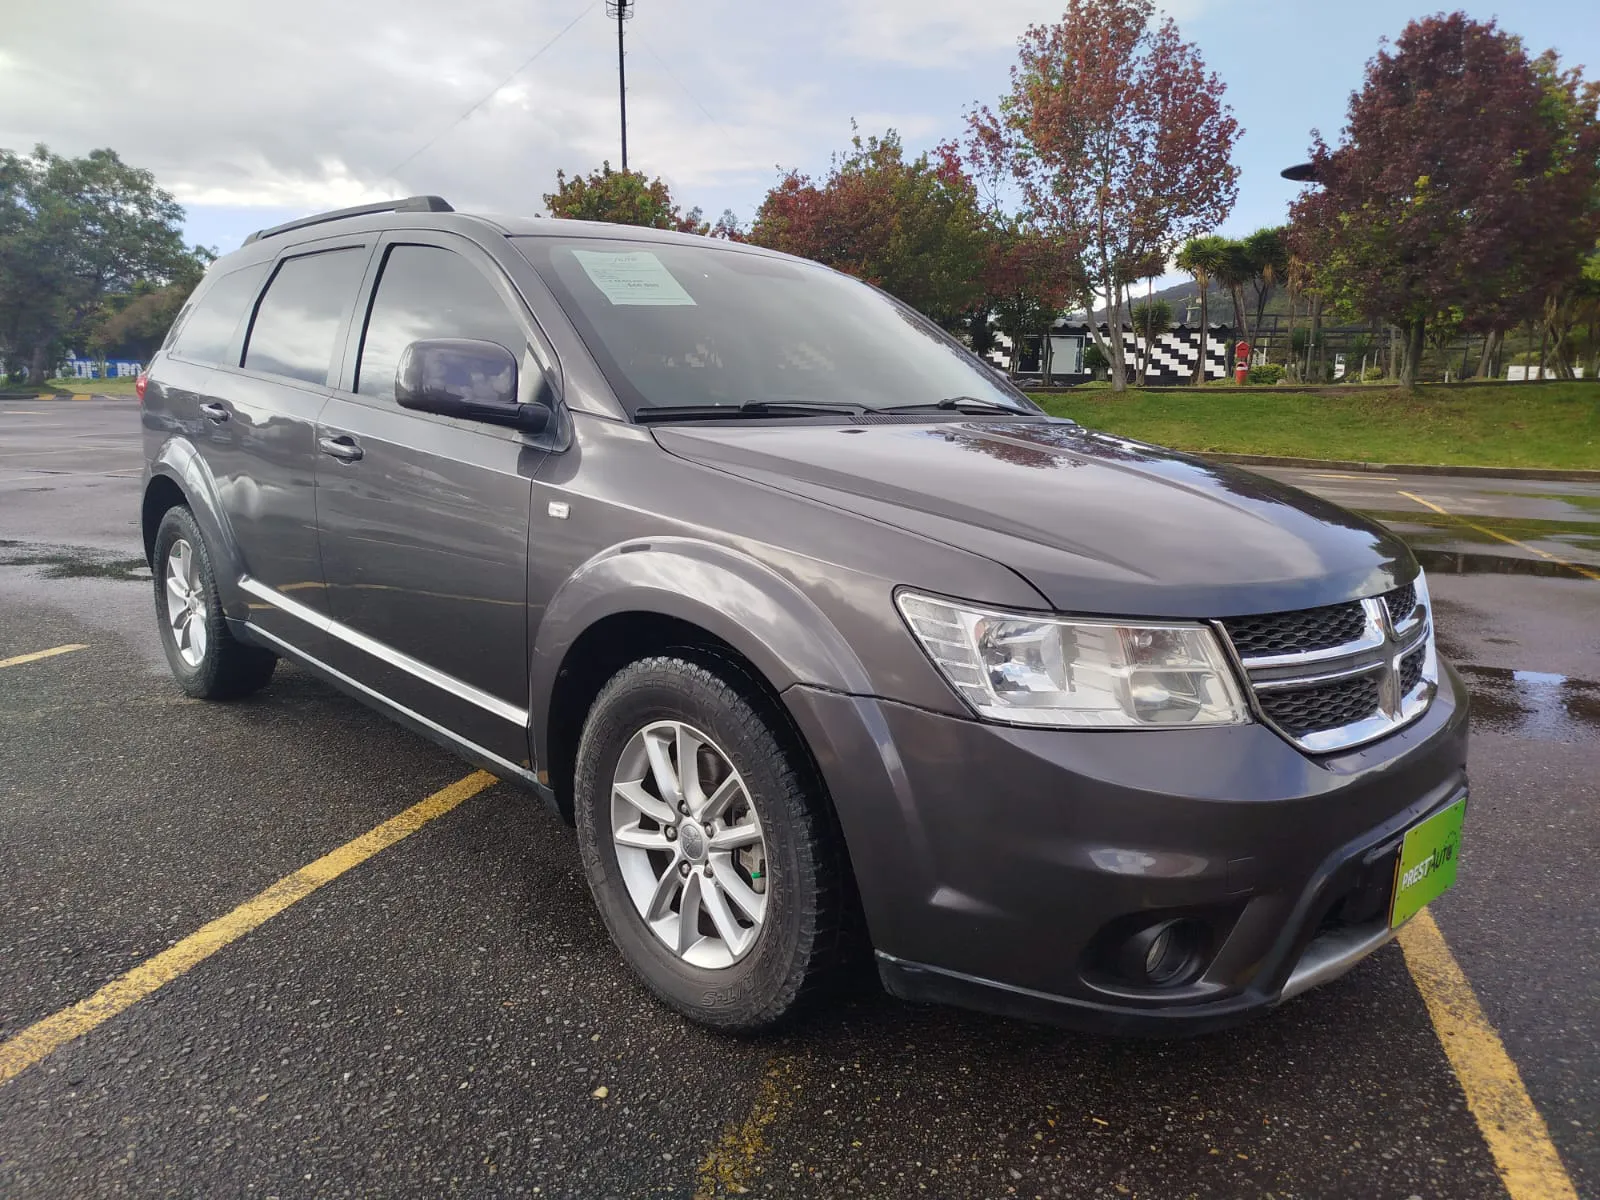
left=1, top=399, right=1596, bottom=1199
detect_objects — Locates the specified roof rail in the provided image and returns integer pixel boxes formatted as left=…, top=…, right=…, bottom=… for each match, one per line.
left=242, top=195, right=454, bottom=245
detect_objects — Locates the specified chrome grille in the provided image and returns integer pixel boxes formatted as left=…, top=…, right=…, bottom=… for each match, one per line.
left=1259, top=674, right=1381, bottom=738
left=1223, top=576, right=1439, bottom=754
left=1399, top=645, right=1425, bottom=695
left=1386, top=583, right=1418, bottom=629
left=1222, top=603, right=1367, bottom=658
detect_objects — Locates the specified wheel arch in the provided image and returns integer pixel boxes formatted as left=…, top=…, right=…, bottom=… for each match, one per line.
left=530, top=540, right=873, bottom=823
left=141, top=473, right=187, bottom=566
left=141, top=439, right=246, bottom=613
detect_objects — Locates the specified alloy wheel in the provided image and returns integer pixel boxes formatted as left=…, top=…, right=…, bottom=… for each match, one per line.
left=164, top=537, right=209, bottom=668
left=610, top=719, right=768, bottom=969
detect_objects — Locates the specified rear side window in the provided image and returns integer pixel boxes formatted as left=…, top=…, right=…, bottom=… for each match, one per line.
left=243, top=248, right=367, bottom=385
left=356, top=245, right=525, bottom=401
left=168, top=262, right=269, bottom=364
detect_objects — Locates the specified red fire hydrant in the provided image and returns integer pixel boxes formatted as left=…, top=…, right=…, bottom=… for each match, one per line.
left=1234, top=340, right=1251, bottom=384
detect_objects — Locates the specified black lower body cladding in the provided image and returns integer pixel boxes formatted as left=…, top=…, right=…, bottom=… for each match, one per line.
left=783, top=662, right=1470, bottom=1034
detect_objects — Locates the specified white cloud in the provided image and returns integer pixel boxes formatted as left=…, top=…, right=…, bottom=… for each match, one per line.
left=167, top=158, right=398, bottom=210
left=825, top=0, right=1056, bottom=66
left=826, top=0, right=1210, bottom=68
left=0, top=0, right=864, bottom=218
left=1, top=0, right=1059, bottom=228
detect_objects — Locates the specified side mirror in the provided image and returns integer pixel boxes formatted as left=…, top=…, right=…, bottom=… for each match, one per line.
left=395, top=338, right=550, bottom=433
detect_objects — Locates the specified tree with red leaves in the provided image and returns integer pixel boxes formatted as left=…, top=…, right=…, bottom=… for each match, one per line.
left=969, top=0, right=1239, bottom=392
left=748, top=130, right=990, bottom=325
left=983, top=219, right=1081, bottom=378
left=1289, top=13, right=1600, bottom=387
left=544, top=163, right=712, bottom=234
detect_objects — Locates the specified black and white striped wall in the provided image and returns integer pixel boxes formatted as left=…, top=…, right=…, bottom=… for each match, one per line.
left=988, top=320, right=1235, bottom=385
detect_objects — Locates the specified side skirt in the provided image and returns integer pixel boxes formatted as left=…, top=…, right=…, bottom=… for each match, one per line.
left=237, top=618, right=556, bottom=809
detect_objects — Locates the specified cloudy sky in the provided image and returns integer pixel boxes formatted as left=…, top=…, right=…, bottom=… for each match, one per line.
left=4, top=0, right=1597, bottom=281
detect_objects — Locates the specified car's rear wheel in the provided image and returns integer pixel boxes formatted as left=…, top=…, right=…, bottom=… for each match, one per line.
left=573, top=656, right=854, bottom=1032
left=152, top=506, right=276, bottom=700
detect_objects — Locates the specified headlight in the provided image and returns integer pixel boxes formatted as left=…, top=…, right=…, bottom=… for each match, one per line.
left=897, top=592, right=1251, bottom=729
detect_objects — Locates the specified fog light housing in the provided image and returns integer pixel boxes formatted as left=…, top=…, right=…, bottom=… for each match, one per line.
left=1121, top=919, right=1203, bottom=987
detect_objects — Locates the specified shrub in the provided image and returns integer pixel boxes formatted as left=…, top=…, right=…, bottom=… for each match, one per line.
left=1248, top=363, right=1286, bottom=385
left=1363, top=365, right=1386, bottom=382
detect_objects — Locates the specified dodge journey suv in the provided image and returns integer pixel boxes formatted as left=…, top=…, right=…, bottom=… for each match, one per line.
left=139, top=196, right=1468, bottom=1034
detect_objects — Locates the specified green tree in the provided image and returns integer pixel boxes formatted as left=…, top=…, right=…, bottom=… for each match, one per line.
left=1175, top=234, right=1229, bottom=383
left=980, top=218, right=1077, bottom=378
left=1212, top=239, right=1254, bottom=350
left=88, top=255, right=211, bottom=362
left=1346, top=333, right=1374, bottom=382
left=1129, top=297, right=1172, bottom=383
left=1242, top=227, right=1288, bottom=342
left=1543, top=246, right=1600, bottom=379
left=544, top=163, right=709, bottom=233
left=1081, top=339, right=1109, bottom=381
left=0, top=145, right=202, bottom=382
left=749, top=132, right=991, bottom=325
left=1289, top=15, right=1600, bottom=387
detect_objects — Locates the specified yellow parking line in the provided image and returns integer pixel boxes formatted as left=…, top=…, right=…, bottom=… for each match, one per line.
left=0, top=770, right=495, bottom=1087
left=1400, top=910, right=1578, bottom=1200
left=1399, top=490, right=1600, bottom=582
left=0, top=643, right=88, bottom=670
left=1310, top=472, right=1400, bottom=481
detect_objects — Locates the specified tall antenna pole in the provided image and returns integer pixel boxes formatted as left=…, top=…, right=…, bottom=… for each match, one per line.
left=606, top=0, right=634, bottom=171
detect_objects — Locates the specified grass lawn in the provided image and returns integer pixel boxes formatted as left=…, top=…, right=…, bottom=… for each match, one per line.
left=46, top=376, right=140, bottom=396
left=1, top=376, right=140, bottom=397
left=1031, top=383, right=1600, bottom=471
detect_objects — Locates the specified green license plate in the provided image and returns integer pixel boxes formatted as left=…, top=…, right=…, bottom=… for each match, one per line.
left=1390, top=796, right=1467, bottom=928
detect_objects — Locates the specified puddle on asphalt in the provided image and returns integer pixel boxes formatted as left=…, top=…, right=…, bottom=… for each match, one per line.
left=0, top=542, right=149, bottom=581
left=1492, top=490, right=1600, bottom=515
left=1363, top=508, right=1600, bottom=559
left=1413, top=548, right=1599, bottom=579
left=1455, top=664, right=1600, bottom=741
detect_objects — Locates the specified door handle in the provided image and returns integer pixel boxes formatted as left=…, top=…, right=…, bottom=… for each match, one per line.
left=318, top=434, right=364, bottom=463
left=200, top=402, right=230, bottom=423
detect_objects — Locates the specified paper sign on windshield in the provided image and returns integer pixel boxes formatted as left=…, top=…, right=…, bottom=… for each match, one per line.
left=572, top=249, right=696, bottom=306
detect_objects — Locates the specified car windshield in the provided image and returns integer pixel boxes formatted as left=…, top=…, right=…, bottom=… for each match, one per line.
left=515, top=236, right=1035, bottom=418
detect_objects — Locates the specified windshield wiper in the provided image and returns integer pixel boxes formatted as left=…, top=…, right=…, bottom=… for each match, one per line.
left=634, top=400, right=866, bottom=423
left=879, top=396, right=1025, bottom=414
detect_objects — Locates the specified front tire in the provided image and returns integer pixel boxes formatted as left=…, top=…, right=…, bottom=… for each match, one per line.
left=152, top=506, right=276, bottom=700
left=574, top=656, right=854, bottom=1032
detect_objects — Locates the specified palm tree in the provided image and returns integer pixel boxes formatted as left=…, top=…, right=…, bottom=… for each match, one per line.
left=1176, top=235, right=1230, bottom=384
left=1213, top=240, right=1255, bottom=352
left=1130, top=299, right=1173, bottom=384
left=1242, top=227, right=1289, bottom=346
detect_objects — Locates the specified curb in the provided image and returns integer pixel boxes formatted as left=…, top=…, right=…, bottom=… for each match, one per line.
left=1201, top=452, right=1600, bottom=484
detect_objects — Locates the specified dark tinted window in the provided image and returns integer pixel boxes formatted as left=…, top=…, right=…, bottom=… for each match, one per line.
left=168, top=262, right=269, bottom=364
left=516, top=237, right=1030, bottom=416
left=357, top=245, right=525, bottom=401
left=242, top=248, right=367, bottom=385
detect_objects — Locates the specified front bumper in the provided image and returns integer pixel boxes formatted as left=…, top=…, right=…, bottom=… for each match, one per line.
left=783, top=661, right=1470, bottom=1035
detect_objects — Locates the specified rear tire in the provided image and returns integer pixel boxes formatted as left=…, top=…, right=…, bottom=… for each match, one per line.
left=152, top=506, right=276, bottom=700
left=574, top=656, right=854, bottom=1032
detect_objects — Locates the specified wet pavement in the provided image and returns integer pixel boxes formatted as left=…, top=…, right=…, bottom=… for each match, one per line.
left=1259, top=466, right=1600, bottom=571
left=1, top=401, right=1596, bottom=1199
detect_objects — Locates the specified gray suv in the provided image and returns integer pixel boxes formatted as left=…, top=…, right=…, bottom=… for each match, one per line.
left=139, top=196, right=1469, bottom=1034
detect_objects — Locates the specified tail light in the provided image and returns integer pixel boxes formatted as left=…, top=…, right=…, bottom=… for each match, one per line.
left=136, top=372, right=148, bottom=403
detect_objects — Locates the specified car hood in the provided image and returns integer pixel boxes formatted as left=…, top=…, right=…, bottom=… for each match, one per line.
left=653, top=419, right=1414, bottom=618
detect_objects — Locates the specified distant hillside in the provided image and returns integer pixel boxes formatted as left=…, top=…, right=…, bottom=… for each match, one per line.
left=1093, top=280, right=1294, bottom=326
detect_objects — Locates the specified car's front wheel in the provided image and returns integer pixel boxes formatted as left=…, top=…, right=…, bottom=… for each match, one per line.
left=152, top=506, right=276, bottom=700
left=573, top=656, right=855, bottom=1032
